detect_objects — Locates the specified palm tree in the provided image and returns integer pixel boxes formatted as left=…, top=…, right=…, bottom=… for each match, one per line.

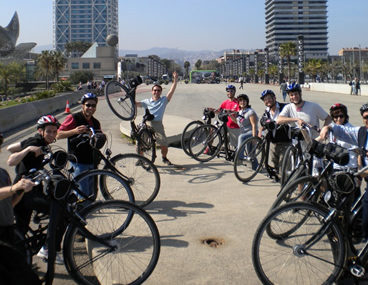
left=195, top=59, right=202, bottom=70
left=268, top=64, right=278, bottom=84
left=279, top=42, right=297, bottom=82
left=36, top=50, right=54, bottom=89
left=184, top=61, right=190, bottom=79
left=51, top=51, right=67, bottom=82
left=304, top=59, right=322, bottom=82
left=0, top=62, right=25, bottom=97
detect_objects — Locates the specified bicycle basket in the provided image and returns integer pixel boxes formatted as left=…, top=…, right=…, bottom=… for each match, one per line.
left=91, top=133, right=107, bottom=149
left=218, top=112, right=228, bottom=123
left=329, top=171, right=356, bottom=194
left=203, top=108, right=215, bottom=119
left=50, top=151, right=69, bottom=169
left=324, top=143, right=350, bottom=166
left=49, top=175, right=71, bottom=200
left=309, top=140, right=326, bottom=158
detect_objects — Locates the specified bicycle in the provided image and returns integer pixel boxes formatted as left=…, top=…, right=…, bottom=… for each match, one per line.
left=252, top=166, right=368, bottom=284
left=105, top=77, right=157, bottom=162
left=16, top=148, right=160, bottom=285
left=181, top=108, right=215, bottom=156
left=233, top=119, right=279, bottom=183
left=187, top=109, right=236, bottom=163
left=75, top=126, right=160, bottom=207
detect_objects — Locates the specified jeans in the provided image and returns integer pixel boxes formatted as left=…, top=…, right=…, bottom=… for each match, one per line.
left=70, top=162, right=95, bottom=200
left=237, top=131, right=259, bottom=170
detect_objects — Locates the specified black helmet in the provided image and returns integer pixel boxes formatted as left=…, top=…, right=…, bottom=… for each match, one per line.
left=360, top=103, right=368, bottom=116
left=81, top=93, right=98, bottom=104
left=286, top=82, right=301, bottom=93
left=260, top=89, right=276, bottom=100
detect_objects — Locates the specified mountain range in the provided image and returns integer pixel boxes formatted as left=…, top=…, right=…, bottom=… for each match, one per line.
left=33, top=45, right=253, bottom=66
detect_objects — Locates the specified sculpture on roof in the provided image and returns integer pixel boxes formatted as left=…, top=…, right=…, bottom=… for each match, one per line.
left=0, top=12, right=36, bottom=59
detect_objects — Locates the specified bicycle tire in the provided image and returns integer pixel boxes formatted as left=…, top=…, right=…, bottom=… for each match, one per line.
left=280, top=145, right=298, bottom=187
left=137, top=128, right=156, bottom=163
left=74, top=169, right=135, bottom=204
left=252, top=201, right=346, bottom=285
left=233, top=136, right=265, bottom=183
left=188, top=124, right=222, bottom=162
left=181, top=120, right=204, bottom=157
left=101, top=153, right=160, bottom=208
left=63, top=200, right=160, bottom=285
left=105, top=80, right=136, bottom=121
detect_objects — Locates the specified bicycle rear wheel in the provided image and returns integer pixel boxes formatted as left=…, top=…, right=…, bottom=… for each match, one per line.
left=181, top=120, right=204, bottom=156
left=74, top=169, right=135, bottom=204
left=137, top=128, right=156, bottom=163
left=280, top=145, right=298, bottom=187
left=63, top=200, right=160, bottom=285
left=188, top=124, right=222, bottom=162
left=233, top=136, right=265, bottom=182
left=105, top=80, right=136, bottom=121
left=252, top=202, right=345, bottom=285
left=102, top=153, right=160, bottom=208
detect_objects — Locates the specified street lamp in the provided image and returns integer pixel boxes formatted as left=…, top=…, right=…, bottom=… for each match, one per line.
left=359, top=44, right=362, bottom=80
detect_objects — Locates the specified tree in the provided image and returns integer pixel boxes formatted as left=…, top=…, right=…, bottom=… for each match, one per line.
left=304, top=59, right=322, bottom=82
left=0, top=61, right=25, bottom=97
left=36, top=50, right=54, bottom=89
left=69, top=71, right=95, bottom=85
left=268, top=64, right=278, bottom=84
left=279, top=42, right=297, bottom=82
left=184, top=61, right=190, bottom=79
left=51, top=51, right=67, bottom=82
left=195, top=59, right=202, bottom=70
left=65, top=41, right=92, bottom=55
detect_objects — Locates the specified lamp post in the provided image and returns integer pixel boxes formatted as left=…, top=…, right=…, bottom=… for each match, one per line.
left=297, top=35, right=305, bottom=85
left=264, top=48, right=269, bottom=84
left=359, top=44, right=362, bottom=80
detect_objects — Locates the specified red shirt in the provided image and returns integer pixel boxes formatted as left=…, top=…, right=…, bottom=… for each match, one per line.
left=59, top=114, right=97, bottom=131
left=220, top=99, right=240, bottom=128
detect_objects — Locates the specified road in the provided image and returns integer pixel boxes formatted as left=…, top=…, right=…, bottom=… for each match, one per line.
left=0, top=82, right=367, bottom=284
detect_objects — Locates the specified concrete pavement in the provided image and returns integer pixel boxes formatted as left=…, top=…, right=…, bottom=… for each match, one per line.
left=1, top=82, right=368, bottom=284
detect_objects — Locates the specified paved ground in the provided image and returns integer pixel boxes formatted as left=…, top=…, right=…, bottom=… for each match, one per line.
left=1, top=82, right=367, bottom=284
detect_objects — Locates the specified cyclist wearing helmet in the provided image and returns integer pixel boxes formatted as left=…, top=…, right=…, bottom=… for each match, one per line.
left=6, top=116, right=65, bottom=264
left=217, top=84, right=240, bottom=148
left=259, top=89, right=291, bottom=173
left=136, top=71, right=179, bottom=165
left=57, top=92, right=103, bottom=197
left=320, top=103, right=368, bottom=241
left=277, top=82, right=331, bottom=139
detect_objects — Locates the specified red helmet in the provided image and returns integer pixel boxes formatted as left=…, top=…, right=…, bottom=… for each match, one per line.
left=37, top=115, right=60, bottom=129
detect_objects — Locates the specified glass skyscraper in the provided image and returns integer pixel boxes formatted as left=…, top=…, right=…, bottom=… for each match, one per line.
left=265, top=0, right=328, bottom=59
left=53, top=0, right=118, bottom=55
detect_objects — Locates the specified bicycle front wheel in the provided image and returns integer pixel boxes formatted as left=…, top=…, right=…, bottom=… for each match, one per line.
left=252, top=202, right=346, bottom=285
left=188, top=124, right=222, bottom=162
left=233, top=136, right=265, bottom=182
left=280, top=145, right=298, bottom=187
left=105, top=80, right=136, bottom=121
left=63, top=200, right=160, bottom=285
left=137, top=128, right=156, bottom=163
left=102, top=153, right=160, bottom=208
left=181, top=120, right=204, bottom=156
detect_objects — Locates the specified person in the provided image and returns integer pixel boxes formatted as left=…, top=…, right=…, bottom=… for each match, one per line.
left=276, top=82, right=331, bottom=139
left=7, top=115, right=65, bottom=264
left=136, top=71, right=179, bottom=165
left=0, top=133, right=35, bottom=244
left=239, top=77, right=244, bottom=89
left=356, top=77, right=361, bottom=95
left=280, top=80, right=287, bottom=102
left=352, top=78, right=356, bottom=95
left=259, top=89, right=291, bottom=174
left=319, top=103, right=368, bottom=241
left=217, top=84, right=241, bottom=148
left=57, top=93, right=104, bottom=198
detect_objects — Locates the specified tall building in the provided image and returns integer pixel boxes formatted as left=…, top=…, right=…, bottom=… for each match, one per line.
left=53, top=0, right=118, bottom=56
left=265, top=0, right=328, bottom=60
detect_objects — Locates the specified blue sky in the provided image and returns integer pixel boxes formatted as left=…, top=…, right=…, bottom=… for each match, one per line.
left=2, top=0, right=367, bottom=55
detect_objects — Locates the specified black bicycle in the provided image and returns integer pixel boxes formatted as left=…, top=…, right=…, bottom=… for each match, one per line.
left=181, top=108, right=215, bottom=156
left=16, top=149, right=160, bottom=285
left=252, top=165, right=368, bottom=285
left=188, top=109, right=236, bottom=162
left=75, top=126, right=160, bottom=207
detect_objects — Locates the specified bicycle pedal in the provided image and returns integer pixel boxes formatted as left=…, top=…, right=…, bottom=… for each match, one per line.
left=350, top=264, right=365, bottom=278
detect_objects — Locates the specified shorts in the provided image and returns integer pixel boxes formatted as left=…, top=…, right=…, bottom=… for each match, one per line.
left=148, top=121, right=168, bottom=147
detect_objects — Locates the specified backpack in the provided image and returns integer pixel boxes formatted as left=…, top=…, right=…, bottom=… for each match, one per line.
left=358, top=126, right=367, bottom=166
left=263, top=103, right=291, bottom=143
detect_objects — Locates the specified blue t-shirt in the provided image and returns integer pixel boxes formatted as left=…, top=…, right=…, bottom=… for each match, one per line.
left=140, top=96, right=169, bottom=121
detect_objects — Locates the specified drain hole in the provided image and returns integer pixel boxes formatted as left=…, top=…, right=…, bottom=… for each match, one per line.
left=202, top=238, right=224, bottom=248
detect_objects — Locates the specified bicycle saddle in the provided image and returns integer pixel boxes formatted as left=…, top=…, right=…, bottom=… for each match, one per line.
left=143, top=108, right=155, bottom=121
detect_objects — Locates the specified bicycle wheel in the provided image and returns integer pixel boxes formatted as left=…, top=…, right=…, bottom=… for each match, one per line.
left=137, top=128, right=156, bottom=163
left=181, top=120, right=204, bottom=157
left=252, top=202, right=346, bottom=285
left=105, top=80, right=136, bottom=121
left=63, top=200, right=160, bottom=285
left=74, top=169, right=135, bottom=204
left=188, top=124, right=222, bottom=162
left=233, top=136, right=265, bottom=182
left=101, top=153, right=160, bottom=208
left=280, top=145, right=298, bottom=187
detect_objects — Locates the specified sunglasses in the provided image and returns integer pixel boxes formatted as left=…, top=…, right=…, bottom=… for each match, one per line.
left=332, top=114, right=345, bottom=119
left=84, top=104, right=96, bottom=108
left=363, top=116, right=368, bottom=120
left=226, top=90, right=234, bottom=92
left=153, top=89, right=162, bottom=92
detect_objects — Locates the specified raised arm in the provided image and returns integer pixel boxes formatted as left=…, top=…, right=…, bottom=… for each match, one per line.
left=166, top=71, right=179, bottom=102
left=7, top=145, right=43, bottom=166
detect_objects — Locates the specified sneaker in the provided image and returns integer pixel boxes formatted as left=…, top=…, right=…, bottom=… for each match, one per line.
left=162, top=157, right=172, bottom=165
left=203, top=147, right=213, bottom=155
left=37, top=246, right=64, bottom=265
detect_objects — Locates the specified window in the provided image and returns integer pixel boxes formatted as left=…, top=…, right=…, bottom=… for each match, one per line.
left=94, top=62, right=101, bottom=69
left=71, top=63, right=79, bottom=69
left=82, top=63, right=90, bottom=69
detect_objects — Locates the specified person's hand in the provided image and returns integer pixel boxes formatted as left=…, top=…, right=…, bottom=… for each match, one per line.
left=27, top=146, right=44, bottom=157
left=172, top=71, right=179, bottom=80
left=319, top=126, right=330, bottom=140
left=75, top=125, right=89, bottom=135
left=13, top=178, right=36, bottom=193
